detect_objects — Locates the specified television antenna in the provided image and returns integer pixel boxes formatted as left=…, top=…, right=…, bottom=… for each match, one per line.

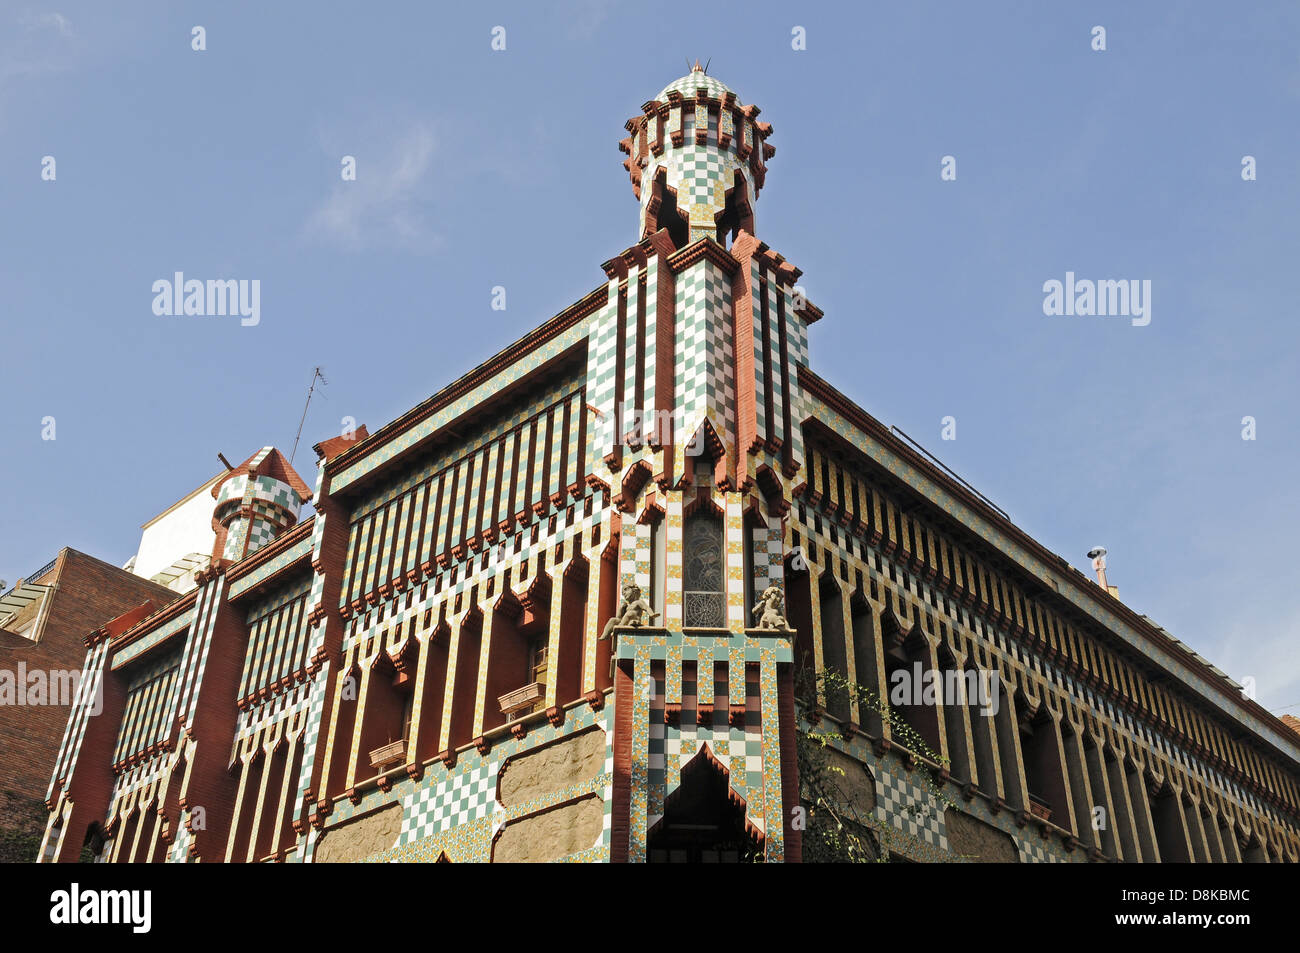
left=290, top=367, right=328, bottom=464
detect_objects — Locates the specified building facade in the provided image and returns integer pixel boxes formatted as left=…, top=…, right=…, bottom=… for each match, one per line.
left=37, top=68, right=1300, bottom=864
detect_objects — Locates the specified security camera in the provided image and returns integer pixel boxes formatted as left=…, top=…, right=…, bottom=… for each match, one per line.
left=1087, top=547, right=1107, bottom=560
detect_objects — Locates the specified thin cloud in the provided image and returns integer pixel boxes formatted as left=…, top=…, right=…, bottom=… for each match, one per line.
left=24, top=12, right=72, bottom=37
left=564, top=0, right=614, bottom=40
left=304, top=119, right=441, bottom=254
left=2, top=10, right=75, bottom=83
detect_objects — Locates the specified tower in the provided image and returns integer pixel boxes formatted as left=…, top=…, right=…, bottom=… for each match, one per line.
left=603, top=66, right=810, bottom=862
left=621, top=62, right=775, bottom=247
left=211, top=448, right=312, bottom=563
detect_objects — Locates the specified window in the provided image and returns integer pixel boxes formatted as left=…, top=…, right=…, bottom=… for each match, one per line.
left=529, top=635, right=549, bottom=686
left=683, top=510, right=724, bottom=627
left=400, top=692, right=414, bottom=743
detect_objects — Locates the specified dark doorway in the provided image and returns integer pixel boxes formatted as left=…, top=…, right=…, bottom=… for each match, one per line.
left=647, top=746, right=764, bottom=863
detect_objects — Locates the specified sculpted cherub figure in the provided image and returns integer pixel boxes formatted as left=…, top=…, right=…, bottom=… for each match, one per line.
left=601, top=583, right=659, bottom=678
left=600, top=583, right=660, bottom=642
left=752, top=584, right=790, bottom=631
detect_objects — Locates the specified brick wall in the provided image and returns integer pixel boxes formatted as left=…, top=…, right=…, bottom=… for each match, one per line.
left=0, top=549, right=179, bottom=805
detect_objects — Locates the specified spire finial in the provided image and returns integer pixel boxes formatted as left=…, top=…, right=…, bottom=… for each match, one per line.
left=692, top=58, right=704, bottom=72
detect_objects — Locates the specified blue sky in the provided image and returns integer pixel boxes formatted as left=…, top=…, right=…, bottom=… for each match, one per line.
left=1, top=2, right=1297, bottom=716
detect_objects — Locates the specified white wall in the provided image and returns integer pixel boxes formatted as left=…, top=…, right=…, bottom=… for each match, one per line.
left=132, top=475, right=220, bottom=585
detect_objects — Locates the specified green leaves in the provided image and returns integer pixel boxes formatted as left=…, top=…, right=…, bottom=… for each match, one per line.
left=794, top=665, right=955, bottom=862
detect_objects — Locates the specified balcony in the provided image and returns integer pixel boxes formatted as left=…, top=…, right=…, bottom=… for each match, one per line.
left=1028, top=793, right=1052, bottom=823
left=368, top=739, right=407, bottom=772
left=498, top=681, right=545, bottom=718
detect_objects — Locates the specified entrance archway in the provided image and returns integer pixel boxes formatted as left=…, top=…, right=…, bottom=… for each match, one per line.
left=647, top=745, right=765, bottom=862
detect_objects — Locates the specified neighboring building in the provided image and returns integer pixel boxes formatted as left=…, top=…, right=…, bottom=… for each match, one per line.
left=37, top=68, right=1300, bottom=864
left=123, top=473, right=222, bottom=594
left=0, top=550, right=177, bottom=861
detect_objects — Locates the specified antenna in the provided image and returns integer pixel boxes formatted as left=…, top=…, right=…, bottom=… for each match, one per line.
left=290, top=367, right=328, bottom=464
left=703, top=57, right=710, bottom=74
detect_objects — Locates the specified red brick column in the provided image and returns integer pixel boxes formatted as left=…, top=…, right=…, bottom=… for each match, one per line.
left=179, top=586, right=249, bottom=860
left=51, top=660, right=126, bottom=862
left=730, top=232, right=761, bottom=466
left=609, top=658, right=634, bottom=862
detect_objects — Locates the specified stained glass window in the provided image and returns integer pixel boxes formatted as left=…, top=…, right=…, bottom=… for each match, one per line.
left=683, top=510, right=724, bottom=627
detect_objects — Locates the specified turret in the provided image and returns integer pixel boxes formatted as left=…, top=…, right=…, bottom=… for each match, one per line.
left=210, top=447, right=312, bottom=563
left=620, top=62, right=776, bottom=247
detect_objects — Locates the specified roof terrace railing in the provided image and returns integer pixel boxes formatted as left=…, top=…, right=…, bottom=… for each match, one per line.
left=0, top=555, right=58, bottom=600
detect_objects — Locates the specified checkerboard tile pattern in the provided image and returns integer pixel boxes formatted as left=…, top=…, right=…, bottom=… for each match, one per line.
left=781, top=283, right=809, bottom=473
left=642, top=258, right=663, bottom=411
left=245, top=515, right=278, bottom=555
left=216, top=472, right=303, bottom=560
left=167, top=822, right=193, bottom=864
left=216, top=473, right=247, bottom=506
left=305, top=709, right=615, bottom=863
left=810, top=725, right=1087, bottom=864
left=1019, top=836, right=1068, bottom=863
left=637, top=69, right=758, bottom=239
left=636, top=102, right=755, bottom=242
left=619, top=519, right=648, bottom=593
left=45, top=640, right=110, bottom=803
left=222, top=517, right=247, bottom=559
left=673, top=261, right=736, bottom=480
left=873, top=766, right=948, bottom=851
left=657, top=72, right=734, bottom=101
left=255, top=475, right=302, bottom=512
left=402, top=760, right=502, bottom=843
left=703, top=262, right=736, bottom=432
left=751, top=517, right=784, bottom=596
